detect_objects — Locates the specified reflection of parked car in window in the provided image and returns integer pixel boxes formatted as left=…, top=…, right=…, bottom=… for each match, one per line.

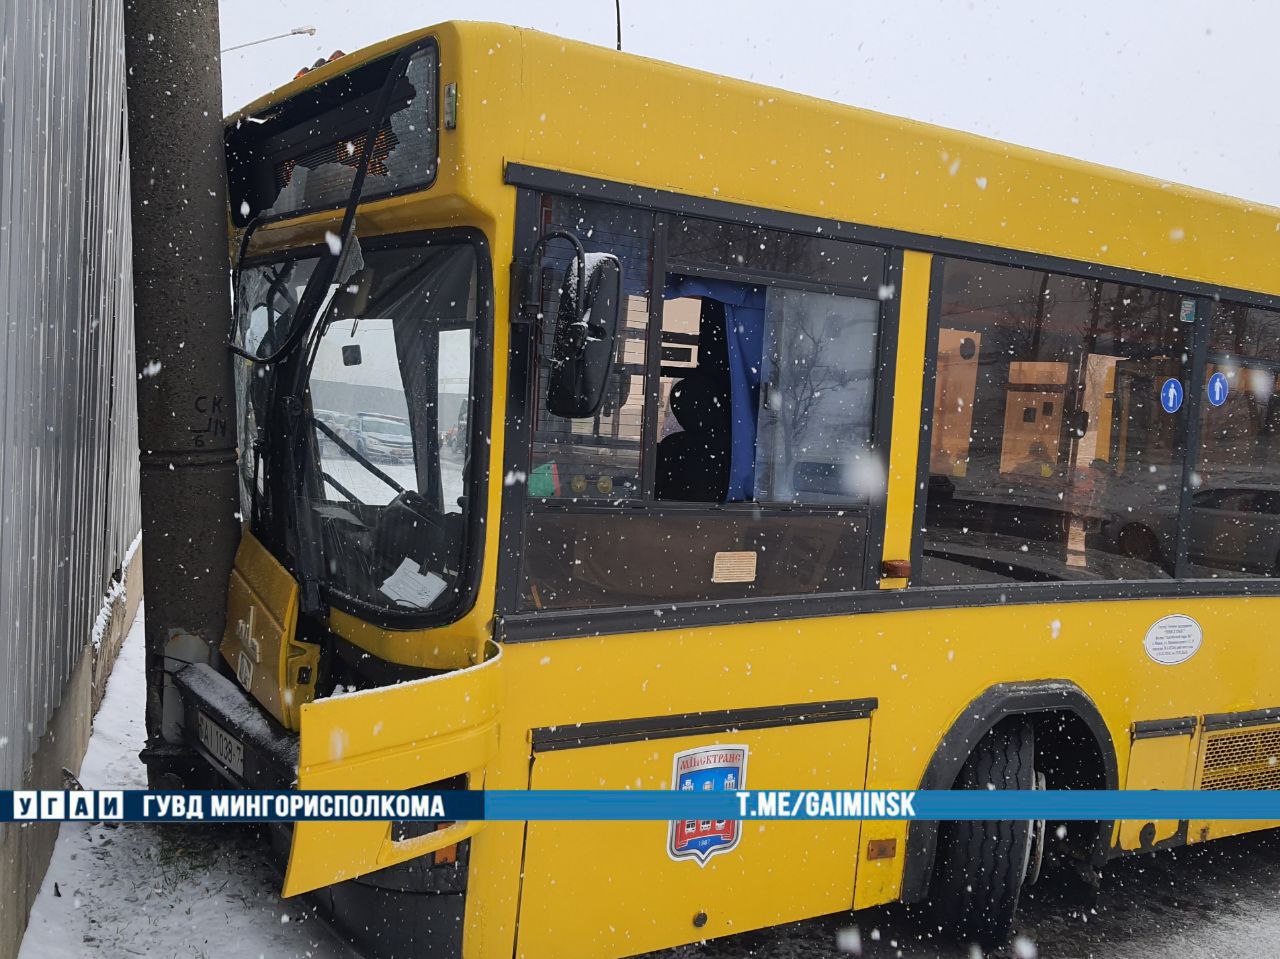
left=1093, top=466, right=1181, bottom=569
left=1186, top=484, right=1280, bottom=574
left=1101, top=474, right=1280, bottom=575
left=341, top=413, right=415, bottom=462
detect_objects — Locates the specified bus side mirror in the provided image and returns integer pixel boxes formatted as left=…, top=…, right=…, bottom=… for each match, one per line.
left=546, top=254, right=623, bottom=418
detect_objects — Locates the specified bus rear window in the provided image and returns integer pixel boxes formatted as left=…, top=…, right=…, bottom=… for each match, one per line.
left=226, top=42, right=437, bottom=225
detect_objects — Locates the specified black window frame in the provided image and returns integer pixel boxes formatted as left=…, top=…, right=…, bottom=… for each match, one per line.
left=238, top=226, right=493, bottom=632
left=499, top=185, right=902, bottom=622
left=496, top=164, right=1280, bottom=644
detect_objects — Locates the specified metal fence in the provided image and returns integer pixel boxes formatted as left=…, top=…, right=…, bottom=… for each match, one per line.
left=0, top=0, right=141, bottom=790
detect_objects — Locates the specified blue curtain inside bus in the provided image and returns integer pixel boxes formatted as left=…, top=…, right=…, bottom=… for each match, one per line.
left=664, top=277, right=766, bottom=501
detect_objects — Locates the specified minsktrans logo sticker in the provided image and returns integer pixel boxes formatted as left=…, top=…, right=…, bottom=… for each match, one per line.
left=667, top=744, right=748, bottom=865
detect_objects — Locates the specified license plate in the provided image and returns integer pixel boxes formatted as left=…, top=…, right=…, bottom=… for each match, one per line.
left=196, top=710, right=245, bottom=777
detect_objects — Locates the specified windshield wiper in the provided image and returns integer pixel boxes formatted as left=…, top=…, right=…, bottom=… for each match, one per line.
left=312, top=417, right=405, bottom=496
left=320, top=471, right=360, bottom=504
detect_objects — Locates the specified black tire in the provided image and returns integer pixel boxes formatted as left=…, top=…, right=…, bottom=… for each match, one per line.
left=928, top=718, right=1036, bottom=948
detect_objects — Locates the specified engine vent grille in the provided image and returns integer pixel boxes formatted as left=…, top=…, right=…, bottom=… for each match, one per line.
left=1200, top=725, right=1280, bottom=791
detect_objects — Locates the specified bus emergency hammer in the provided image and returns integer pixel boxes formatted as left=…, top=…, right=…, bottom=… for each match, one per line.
left=514, top=229, right=587, bottom=336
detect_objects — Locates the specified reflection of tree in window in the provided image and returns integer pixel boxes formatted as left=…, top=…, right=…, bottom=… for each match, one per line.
left=756, top=289, right=879, bottom=504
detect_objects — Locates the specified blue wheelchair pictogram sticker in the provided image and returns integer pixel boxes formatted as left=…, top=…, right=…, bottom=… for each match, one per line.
left=1207, top=371, right=1229, bottom=407
left=1160, top=378, right=1183, bottom=414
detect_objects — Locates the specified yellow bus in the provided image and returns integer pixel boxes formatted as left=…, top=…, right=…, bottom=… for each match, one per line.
left=179, top=19, right=1280, bottom=958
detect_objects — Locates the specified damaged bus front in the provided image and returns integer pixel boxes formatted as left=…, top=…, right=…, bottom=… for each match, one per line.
left=168, top=27, right=511, bottom=952
left=166, top=22, right=624, bottom=955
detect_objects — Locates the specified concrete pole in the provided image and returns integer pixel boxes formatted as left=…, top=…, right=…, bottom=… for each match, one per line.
left=122, top=0, right=241, bottom=783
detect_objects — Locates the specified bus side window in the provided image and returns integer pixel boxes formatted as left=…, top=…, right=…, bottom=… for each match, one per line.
left=520, top=210, right=890, bottom=613
left=527, top=196, right=654, bottom=502
left=1193, top=302, right=1280, bottom=577
left=920, top=258, right=1192, bottom=586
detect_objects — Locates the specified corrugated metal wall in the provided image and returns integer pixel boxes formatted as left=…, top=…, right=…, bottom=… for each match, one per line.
left=0, top=0, right=141, bottom=790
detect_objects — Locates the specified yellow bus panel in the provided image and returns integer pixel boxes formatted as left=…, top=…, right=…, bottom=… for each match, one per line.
left=516, top=720, right=870, bottom=958
left=284, top=641, right=503, bottom=896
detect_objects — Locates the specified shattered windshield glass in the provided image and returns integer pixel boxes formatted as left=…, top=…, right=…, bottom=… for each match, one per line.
left=232, top=254, right=320, bottom=519
left=227, top=44, right=438, bottom=225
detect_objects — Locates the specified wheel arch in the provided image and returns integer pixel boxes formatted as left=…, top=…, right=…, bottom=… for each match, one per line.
left=899, top=679, right=1118, bottom=903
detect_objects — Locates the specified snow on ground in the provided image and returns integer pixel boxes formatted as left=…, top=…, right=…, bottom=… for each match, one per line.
left=319, top=445, right=466, bottom=508
left=21, top=602, right=1280, bottom=958
left=19, top=605, right=352, bottom=959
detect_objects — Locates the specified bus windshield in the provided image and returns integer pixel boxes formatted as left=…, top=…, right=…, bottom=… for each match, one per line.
left=234, top=238, right=479, bottom=617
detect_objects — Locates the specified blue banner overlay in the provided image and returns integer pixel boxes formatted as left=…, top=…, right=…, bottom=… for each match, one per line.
left=4, top=789, right=1280, bottom=823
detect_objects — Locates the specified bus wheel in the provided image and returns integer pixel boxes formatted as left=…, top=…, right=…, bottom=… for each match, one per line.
left=1027, top=770, right=1047, bottom=886
left=928, top=717, right=1036, bottom=948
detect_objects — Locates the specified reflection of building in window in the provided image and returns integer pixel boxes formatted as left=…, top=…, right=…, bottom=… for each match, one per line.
left=1000, top=361, right=1067, bottom=476
left=657, top=296, right=702, bottom=440
left=1075, top=355, right=1118, bottom=466
left=922, top=257, right=1192, bottom=585
left=529, top=195, right=653, bottom=501
left=931, top=329, right=980, bottom=477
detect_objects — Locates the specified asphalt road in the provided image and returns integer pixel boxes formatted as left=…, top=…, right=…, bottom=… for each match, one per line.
left=648, top=830, right=1280, bottom=959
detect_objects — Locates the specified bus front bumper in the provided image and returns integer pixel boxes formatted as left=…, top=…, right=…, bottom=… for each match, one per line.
left=171, top=662, right=469, bottom=959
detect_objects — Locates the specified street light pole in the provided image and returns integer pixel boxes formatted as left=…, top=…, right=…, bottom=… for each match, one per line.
left=123, top=0, right=242, bottom=787
left=221, top=25, right=316, bottom=54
